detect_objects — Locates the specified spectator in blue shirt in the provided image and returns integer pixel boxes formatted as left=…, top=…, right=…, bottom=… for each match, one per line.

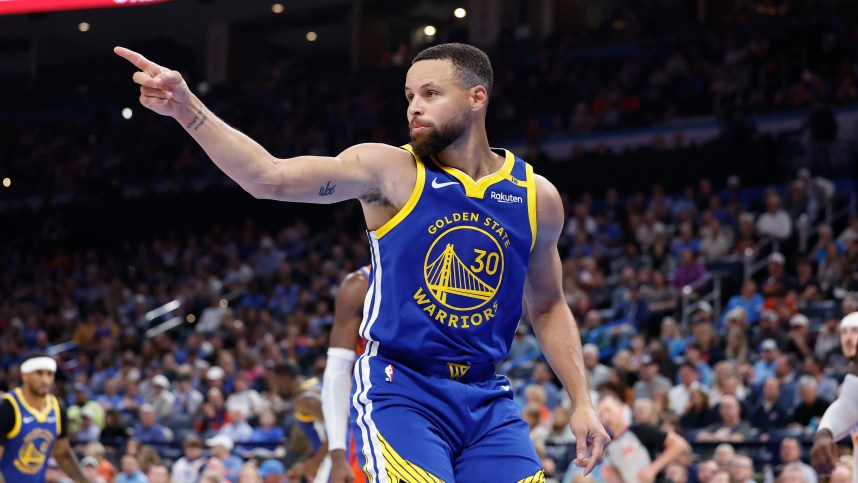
left=116, top=454, right=148, bottom=483
left=132, top=404, right=170, bottom=443
left=529, top=363, right=561, bottom=409
left=721, top=279, right=765, bottom=329
left=752, top=340, right=779, bottom=386
left=249, top=410, right=285, bottom=449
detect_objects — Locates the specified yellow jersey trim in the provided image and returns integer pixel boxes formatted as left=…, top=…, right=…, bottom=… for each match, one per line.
left=374, top=145, right=425, bottom=239
left=51, top=395, right=61, bottom=436
left=517, top=469, right=546, bottom=483
left=294, top=412, right=315, bottom=423
left=376, top=432, right=444, bottom=483
left=2, top=393, right=21, bottom=439
left=14, top=388, right=52, bottom=423
left=525, top=163, right=537, bottom=252
left=432, top=148, right=515, bottom=199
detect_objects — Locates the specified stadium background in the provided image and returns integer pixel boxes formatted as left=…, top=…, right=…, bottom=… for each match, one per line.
left=1, top=0, right=858, bottom=481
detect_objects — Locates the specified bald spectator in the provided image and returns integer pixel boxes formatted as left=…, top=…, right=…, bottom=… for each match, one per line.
left=696, top=395, right=754, bottom=442
left=583, top=344, right=611, bottom=389
left=789, top=376, right=829, bottom=428
left=599, top=395, right=690, bottom=483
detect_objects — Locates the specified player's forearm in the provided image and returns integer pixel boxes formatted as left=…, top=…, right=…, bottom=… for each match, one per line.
left=173, top=95, right=283, bottom=199
left=530, top=302, right=592, bottom=407
left=55, top=450, right=91, bottom=483
left=649, top=436, right=689, bottom=474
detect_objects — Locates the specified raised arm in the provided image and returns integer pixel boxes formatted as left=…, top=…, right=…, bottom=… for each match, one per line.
left=113, top=47, right=411, bottom=211
left=524, top=175, right=610, bottom=476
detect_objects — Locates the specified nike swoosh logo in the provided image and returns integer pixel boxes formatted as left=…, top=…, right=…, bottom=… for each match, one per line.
left=501, top=385, right=510, bottom=391
left=431, top=178, right=458, bottom=189
left=22, top=417, right=34, bottom=424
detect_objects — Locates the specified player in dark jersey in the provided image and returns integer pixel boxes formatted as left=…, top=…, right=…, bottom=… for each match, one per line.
left=116, top=41, right=608, bottom=482
left=0, top=352, right=90, bottom=483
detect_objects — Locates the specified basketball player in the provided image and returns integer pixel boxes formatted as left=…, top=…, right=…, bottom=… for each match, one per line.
left=810, top=311, right=858, bottom=476
left=115, top=42, right=609, bottom=482
left=288, top=266, right=369, bottom=483
left=0, top=352, right=91, bottom=483
left=323, top=266, right=370, bottom=483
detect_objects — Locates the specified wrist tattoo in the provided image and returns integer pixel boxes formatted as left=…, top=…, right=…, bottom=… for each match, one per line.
left=186, top=110, right=208, bottom=131
left=319, top=181, right=336, bottom=197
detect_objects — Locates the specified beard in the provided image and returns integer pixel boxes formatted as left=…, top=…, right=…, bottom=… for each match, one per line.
left=409, top=110, right=469, bottom=160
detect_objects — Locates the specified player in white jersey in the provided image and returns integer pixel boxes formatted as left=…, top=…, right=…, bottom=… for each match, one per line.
left=811, top=311, right=858, bottom=479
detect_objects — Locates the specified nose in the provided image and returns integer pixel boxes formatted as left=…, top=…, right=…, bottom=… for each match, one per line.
left=408, top=96, right=424, bottom=119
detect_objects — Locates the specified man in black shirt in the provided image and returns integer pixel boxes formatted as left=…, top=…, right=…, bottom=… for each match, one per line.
left=789, top=375, right=829, bottom=428
left=598, top=396, right=690, bottom=482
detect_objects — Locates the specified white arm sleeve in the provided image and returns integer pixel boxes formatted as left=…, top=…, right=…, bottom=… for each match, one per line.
left=819, top=374, right=858, bottom=441
left=322, top=347, right=356, bottom=452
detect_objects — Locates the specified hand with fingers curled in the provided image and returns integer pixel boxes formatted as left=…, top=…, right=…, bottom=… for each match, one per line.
left=113, top=46, right=192, bottom=120
left=569, top=405, right=611, bottom=477
left=810, top=429, right=840, bottom=476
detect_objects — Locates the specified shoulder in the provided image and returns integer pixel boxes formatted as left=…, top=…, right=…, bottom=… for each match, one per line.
left=341, top=268, right=369, bottom=289
left=531, top=174, right=565, bottom=235
left=338, top=143, right=415, bottom=166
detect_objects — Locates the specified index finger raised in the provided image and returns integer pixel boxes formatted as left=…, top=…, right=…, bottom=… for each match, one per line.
left=114, top=46, right=161, bottom=77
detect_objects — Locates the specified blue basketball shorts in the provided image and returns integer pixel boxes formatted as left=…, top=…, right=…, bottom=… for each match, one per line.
left=349, top=343, right=544, bottom=482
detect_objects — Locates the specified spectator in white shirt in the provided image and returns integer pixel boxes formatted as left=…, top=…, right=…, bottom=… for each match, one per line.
left=149, top=375, right=175, bottom=423
left=669, top=363, right=707, bottom=416
left=171, top=435, right=208, bottom=483
left=75, top=409, right=102, bottom=443
left=756, top=191, right=792, bottom=240
left=226, top=376, right=266, bottom=420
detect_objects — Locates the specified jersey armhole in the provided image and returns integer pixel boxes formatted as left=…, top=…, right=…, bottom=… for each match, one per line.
left=525, top=163, right=537, bottom=251
left=2, top=394, right=21, bottom=440
left=373, top=145, right=426, bottom=239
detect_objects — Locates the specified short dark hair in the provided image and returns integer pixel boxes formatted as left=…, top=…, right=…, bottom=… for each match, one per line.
left=412, top=43, right=494, bottom=94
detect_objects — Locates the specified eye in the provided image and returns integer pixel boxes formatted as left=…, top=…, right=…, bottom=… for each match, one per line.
left=427, top=90, right=438, bottom=97
left=406, top=93, right=414, bottom=101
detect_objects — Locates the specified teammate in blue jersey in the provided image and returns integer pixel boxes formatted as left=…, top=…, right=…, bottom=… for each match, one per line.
left=117, top=41, right=609, bottom=482
left=0, top=352, right=91, bottom=483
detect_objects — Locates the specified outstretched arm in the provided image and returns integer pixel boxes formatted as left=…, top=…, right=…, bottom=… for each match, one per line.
left=324, top=269, right=367, bottom=483
left=524, top=175, right=610, bottom=476
left=52, top=438, right=91, bottom=483
left=114, top=47, right=408, bottom=207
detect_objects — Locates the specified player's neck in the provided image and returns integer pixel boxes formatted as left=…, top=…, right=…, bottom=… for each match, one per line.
left=21, top=387, right=48, bottom=410
left=434, top=128, right=500, bottom=181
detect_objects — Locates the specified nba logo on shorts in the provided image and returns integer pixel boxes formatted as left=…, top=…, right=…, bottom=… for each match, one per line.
left=384, top=364, right=394, bottom=382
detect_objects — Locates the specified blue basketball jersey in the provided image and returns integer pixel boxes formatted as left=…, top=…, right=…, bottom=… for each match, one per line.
left=360, top=145, right=536, bottom=364
left=0, top=388, right=62, bottom=482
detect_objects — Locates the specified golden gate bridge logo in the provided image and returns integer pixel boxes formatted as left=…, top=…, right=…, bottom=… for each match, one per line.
left=423, top=226, right=504, bottom=312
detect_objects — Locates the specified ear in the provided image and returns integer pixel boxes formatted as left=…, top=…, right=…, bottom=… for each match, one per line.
left=470, top=85, right=489, bottom=111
